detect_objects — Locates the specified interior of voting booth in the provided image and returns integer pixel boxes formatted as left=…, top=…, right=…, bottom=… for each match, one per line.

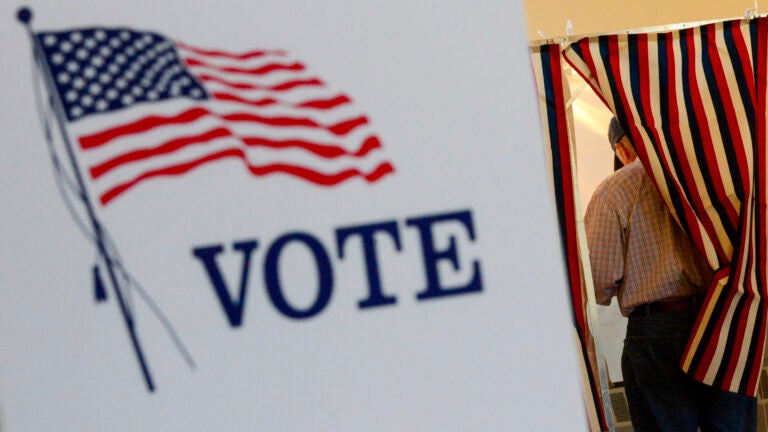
left=529, top=10, right=768, bottom=431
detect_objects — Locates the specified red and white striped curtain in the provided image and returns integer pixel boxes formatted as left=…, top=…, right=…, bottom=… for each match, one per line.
left=564, top=17, right=768, bottom=396
left=530, top=44, right=608, bottom=430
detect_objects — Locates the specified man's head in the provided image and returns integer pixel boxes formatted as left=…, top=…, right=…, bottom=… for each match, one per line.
left=607, top=117, right=637, bottom=166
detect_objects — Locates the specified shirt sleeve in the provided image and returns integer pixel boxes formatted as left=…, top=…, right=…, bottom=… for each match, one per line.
left=584, top=192, right=625, bottom=305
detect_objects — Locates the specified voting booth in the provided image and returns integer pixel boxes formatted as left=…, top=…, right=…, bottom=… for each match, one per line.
left=530, top=5, right=768, bottom=430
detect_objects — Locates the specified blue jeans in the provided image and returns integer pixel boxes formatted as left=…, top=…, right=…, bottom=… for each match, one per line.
left=622, top=309, right=757, bottom=432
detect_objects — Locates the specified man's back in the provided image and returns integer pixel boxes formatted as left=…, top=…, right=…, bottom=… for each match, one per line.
left=585, top=159, right=712, bottom=316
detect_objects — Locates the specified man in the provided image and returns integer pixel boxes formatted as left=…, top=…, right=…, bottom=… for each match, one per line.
left=584, top=117, right=757, bottom=431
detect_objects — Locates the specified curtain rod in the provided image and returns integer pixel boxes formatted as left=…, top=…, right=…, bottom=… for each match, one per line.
left=528, top=14, right=765, bottom=48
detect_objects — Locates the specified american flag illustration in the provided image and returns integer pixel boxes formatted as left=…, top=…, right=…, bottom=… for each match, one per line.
left=22, top=18, right=396, bottom=392
left=36, top=27, right=395, bottom=206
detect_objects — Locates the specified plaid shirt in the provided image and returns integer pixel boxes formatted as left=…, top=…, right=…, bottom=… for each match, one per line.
left=584, top=160, right=713, bottom=316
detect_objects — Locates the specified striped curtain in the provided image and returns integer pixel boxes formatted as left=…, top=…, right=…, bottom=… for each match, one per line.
left=563, top=17, right=768, bottom=396
left=531, top=43, right=608, bottom=430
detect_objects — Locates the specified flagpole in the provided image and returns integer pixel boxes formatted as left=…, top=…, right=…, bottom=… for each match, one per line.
left=17, top=7, right=156, bottom=392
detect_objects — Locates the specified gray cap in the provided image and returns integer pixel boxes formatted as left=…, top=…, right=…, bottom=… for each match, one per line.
left=607, top=117, right=625, bottom=151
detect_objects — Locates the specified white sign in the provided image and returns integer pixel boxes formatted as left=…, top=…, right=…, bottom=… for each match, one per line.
left=0, top=1, right=586, bottom=430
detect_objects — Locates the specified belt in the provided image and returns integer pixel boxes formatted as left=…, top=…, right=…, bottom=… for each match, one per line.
left=629, top=296, right=702, bottom=318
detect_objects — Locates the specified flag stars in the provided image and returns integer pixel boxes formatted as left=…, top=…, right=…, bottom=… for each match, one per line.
left=57, top=72, right=70, bottom=84
left=43, top=28, right=209, bottom=121
left=127, top=66, right=141, bottom=79
left=162, top=69, right=175, bottom=81
left=88, top=83, right=103, bottom=95
left=43, top=34, right=57, bottom=46
left=158, top=73, right=172, bottom=86
left=83, top=67, right=97, bottom=79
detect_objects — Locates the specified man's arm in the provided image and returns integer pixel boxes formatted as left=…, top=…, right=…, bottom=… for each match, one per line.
left=584, top=194, right=625, bottom=305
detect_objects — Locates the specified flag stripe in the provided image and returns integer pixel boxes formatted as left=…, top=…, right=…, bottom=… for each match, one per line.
left=90, top=127, right=231, bottom=178
left=80, top=105, right=370, bottom=153
left=197, top=73, right=324, bottom=91
left=184, top=57, right=306, bottom=76
left=174, top=41, right=287, bottom=59
left=212, top=91, right=351, bottom=110
left=80, top=107, right=209, bottom=149
left=91, top=125, right=383, bottom=179
left=100, top=147, right=394, bottom=205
